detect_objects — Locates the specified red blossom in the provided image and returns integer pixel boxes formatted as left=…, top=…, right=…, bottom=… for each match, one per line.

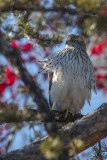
left=103, top=75, right=107, bottom=80
left=104, top=5, right=107, bottom=9
left=10, top=40, right=19, bottom=48
left=29, top=56, right=36, bottom=62
left=103, top=87, right=107, bottom=94
left=91, top=47, right=97, bottom=55
left=91, top=43, right=103, bottom=56
left=96, top=74, right=107, bottom=81
left=4, top=66, right=17, bottom=86
left=96, top=74, right=107, bottom=91
left=96, top=43, right=103, bottom=53
left=20, top=57, right=26, bottom=63
left=0, top=82, right=6, bottom=94
left=97, top=82, right=104, bottom=89
left=102, top=39, right=107, bottom=46
left=0, top=66, right=17, bottom=95
left=96, top=74, right=103, bottom=81
left=98, top=10, right=105, bottom=15
left=22, top=42, right=32, bottom=53
left=98, top=5, right=107, bottom=15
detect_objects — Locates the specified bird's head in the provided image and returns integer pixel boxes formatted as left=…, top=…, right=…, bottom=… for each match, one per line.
left=65, top=34, right=86, bottom=49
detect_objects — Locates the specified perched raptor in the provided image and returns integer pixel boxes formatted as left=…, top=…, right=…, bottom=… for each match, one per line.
left=38, top=34, right=96, bottom=117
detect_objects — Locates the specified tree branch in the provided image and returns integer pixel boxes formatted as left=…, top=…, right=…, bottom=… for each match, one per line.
left=0, top=5, right=79, bottom=15
left=0, top=103, right=83, bottom=124
left=0, top=103, right=107, bottom=160
left=0, top=4, right=98, bottom=19
left=0, top=39, right=49, bottom=113
left=0, top=38, right=60, bottom=140
left=59, top=103, right=107, bottom=154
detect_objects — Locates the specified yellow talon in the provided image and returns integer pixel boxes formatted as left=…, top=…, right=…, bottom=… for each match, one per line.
left=65, top=108, right=69, bottom=118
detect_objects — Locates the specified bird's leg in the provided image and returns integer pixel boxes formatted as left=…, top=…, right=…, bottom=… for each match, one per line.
left=62, top=108, right=69, bottom=118
left=65, top=108, right=69, bottom=118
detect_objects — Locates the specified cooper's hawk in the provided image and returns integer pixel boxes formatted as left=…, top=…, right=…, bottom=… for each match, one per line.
left=38, top=34, right=96, bottom=117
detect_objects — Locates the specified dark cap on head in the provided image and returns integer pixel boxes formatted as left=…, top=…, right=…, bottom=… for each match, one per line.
left=66, top=34, right=86, bottom=49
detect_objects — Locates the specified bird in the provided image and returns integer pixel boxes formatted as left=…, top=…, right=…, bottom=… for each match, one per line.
left=38, top=34, right=96, bottom=117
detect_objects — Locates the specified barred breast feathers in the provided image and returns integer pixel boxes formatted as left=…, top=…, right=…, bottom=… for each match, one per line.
left=37, top=46, right=96, bottom=95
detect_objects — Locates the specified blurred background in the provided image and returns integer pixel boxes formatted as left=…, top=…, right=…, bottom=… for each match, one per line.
left=0, top=0, right=107, bottom=159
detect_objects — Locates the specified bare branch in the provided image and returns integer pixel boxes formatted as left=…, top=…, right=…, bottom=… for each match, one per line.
left=0, top=103, right=107, bottom=160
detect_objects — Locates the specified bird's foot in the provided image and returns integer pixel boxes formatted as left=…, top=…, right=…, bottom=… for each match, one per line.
left=62, top=108, right=69, bottom=118
left=65, top=109, right=69, bottom=118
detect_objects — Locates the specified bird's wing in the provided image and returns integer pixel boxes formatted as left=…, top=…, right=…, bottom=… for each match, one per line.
left=48, top=72, right=53, bottom=108
left=89, top=60, right=97, bottom=93
left=86, top=55, right=97, bottom=94
left=37, top=48, right=68, bottom=73
left=48, top=72, right=53, bottom=93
